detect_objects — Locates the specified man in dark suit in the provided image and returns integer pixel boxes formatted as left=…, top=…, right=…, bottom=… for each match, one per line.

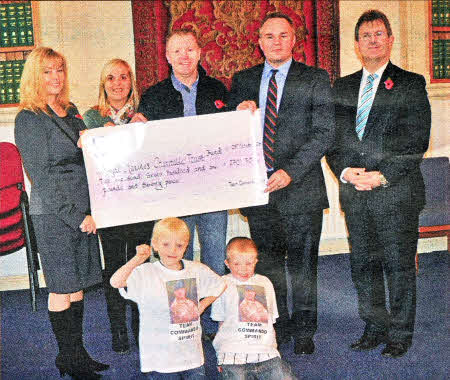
left=326, top=10, right=431, bottom=358
left=228, top=12, right=334, bottom=355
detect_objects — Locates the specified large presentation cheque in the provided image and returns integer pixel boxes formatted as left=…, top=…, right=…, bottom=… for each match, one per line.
left=81, top=110, right=268, bottom=228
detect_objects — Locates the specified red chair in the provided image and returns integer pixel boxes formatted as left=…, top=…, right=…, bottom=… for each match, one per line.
left=0, top=142, right=39, bottom=311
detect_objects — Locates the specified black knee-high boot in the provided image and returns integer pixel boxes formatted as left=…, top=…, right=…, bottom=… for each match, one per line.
left=71, top=299, right=109, bottom=372
left=49, top=308, right=101, bottom=380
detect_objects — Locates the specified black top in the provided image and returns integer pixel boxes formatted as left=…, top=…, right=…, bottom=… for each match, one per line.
left=138, top=65, right=228, bottom=120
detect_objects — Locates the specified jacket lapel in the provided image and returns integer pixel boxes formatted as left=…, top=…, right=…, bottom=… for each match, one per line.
left=252, top=64, right=264, bottom=107
left=362, top=62, right=394, bottom=140
left=278, top=61, right=304, bottom=116
left=343, top=70, right=363, bottom=129
left=349, top=71, right=363, bottom=116
left=335, top=70, right=362, bottom=142
left=46, top=106, right=82, bottom=146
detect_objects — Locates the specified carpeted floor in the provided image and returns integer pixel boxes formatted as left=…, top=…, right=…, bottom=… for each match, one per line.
left=1, top=251, right=448, bottom=379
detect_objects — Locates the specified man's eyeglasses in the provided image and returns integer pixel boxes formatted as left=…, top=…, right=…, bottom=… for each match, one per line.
left=360, top=31, right=387, bottom=41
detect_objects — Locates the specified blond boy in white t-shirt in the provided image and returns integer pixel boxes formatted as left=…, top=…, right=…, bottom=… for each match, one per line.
left=211, top=237, right=297, bottom=379
left=110, top=217, right=226, bottom=378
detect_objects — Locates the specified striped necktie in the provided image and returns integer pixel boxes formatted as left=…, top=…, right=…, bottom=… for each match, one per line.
left=356, top=73, right=377, bottom=140
left=263, top=69, right=278, bottom=170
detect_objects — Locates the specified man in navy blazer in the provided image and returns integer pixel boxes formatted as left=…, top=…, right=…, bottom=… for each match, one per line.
left=228, top=12, right=334, bottom=355
left=326, top=10, right=431, bottom=358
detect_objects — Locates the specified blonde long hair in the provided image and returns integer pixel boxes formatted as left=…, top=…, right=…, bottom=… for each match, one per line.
left=97, top=59, right=139, bottom=117
left=19, top=47, right=70, bottom=113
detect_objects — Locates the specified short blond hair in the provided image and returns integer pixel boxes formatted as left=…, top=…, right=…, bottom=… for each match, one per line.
left=166, top=28, right=200, bottom=49
left=19, top=47, right=70, bottom=113
left=151, top=217, right=190, bottom=245
left=96, top=59, right=139, bottom=117
left=226, top=237, right=258, bottom=259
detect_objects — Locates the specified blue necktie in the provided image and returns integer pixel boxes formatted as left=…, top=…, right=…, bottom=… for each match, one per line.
left=356, top=73, right=377, bottom=140
left=263, top=69, right=278, bottom=170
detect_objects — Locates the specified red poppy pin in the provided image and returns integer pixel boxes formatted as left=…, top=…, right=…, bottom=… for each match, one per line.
left=215, top=100, right=226, bottom=109
left=384, top=78, right=394, bottom=90
left=75, top=114, right=83, bottom=119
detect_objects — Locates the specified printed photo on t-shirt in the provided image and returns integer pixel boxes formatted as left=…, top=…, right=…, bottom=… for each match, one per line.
left=237, top=285, right=268, bottom=323
left=167, top=278, right=199, bottom=324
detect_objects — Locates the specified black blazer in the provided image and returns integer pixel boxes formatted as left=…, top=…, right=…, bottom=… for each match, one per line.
left=228, top=61, right=335, bottom=214
left=15, top=105, right=91, bottom=231
left=138, top=65, right=228, bottom=120
left=326, top=62, right=431, bottom=211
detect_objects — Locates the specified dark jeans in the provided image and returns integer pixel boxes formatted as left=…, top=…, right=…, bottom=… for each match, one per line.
left=182, top=211, right=227, bottom=275
left=220, top=357, right=296, bottom=380
left=146, top=365, right=206, bottom=379
left=182, top=211, right=227, bottom=334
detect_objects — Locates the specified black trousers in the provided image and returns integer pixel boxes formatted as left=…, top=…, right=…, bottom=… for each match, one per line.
left=100, top=221, right=154, bottom=335
left=245, top=203, right=323, bottom=341
left=344, top=197, right=420, bottom=344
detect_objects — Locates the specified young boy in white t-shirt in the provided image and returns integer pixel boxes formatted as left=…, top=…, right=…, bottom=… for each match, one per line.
left=110, top=217, right=226, bottom=379
left=211, top=237, right=297, bottom=380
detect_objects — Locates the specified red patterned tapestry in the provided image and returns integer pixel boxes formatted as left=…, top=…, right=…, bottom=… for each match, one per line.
left=132, top=0, right=339, bottom=93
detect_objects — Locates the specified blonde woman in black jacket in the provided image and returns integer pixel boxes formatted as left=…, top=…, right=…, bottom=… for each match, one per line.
left=15, top=47, right=108, bottom=380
